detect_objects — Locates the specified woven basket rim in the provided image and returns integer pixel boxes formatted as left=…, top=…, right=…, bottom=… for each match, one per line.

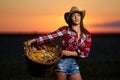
left=24, top=41, right=62, bottom=65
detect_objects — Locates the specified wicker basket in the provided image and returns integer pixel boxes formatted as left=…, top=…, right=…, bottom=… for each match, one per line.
left=24, top=41, right=62, bottom=77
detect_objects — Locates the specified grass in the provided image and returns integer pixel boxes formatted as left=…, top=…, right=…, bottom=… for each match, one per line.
left=0, top=60, right=120, bottom=80
left=79, top=60, right=120, bottom=80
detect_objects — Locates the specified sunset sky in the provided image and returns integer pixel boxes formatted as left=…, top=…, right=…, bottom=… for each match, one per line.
left=0, top=0, right=120, bottom=34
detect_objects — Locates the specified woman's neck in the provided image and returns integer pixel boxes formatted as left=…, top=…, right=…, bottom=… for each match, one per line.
left=72, top=24, right=81, bottom=39
left=72, top=25, right=81, bottom=32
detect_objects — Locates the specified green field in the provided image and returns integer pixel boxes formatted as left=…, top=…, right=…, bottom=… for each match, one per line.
left=0, top=60, right=120, bottom=80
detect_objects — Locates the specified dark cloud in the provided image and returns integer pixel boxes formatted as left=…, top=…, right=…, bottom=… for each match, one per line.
left=91, top=21, right=120, bottom=27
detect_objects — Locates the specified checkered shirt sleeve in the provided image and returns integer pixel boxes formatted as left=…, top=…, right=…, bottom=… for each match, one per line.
left=35, top=26, right=66, bottom=44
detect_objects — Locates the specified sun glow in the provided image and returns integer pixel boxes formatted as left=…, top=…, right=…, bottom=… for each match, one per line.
left=83, top=17, right=94, bottom=33
left=0, top=0, right=120, bottom=34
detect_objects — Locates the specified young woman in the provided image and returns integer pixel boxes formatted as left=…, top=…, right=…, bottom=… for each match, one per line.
left=26, top=6, right=91, bottom=80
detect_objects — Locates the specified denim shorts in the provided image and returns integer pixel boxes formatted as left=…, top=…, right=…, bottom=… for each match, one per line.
left=54, top=57, right=80, bottom=75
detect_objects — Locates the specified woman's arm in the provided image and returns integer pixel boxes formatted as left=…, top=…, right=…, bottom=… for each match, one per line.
left=26, top=26, right=67, bottom=45
left=62, top=50, right=78, bottom=57
left=35, top=26, right=66, bottom=44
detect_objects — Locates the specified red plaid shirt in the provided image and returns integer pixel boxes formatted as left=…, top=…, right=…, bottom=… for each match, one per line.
left=36, top=26, right=91, bottom=58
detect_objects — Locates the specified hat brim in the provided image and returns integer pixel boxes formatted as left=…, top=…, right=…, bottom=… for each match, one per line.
left=64, top=10, right=85, bottom=25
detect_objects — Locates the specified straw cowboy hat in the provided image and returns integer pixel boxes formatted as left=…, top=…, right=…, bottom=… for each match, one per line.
left=64, top=6, right=86, bottom=24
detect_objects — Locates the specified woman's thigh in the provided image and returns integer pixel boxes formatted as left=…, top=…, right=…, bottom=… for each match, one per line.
left=68, top=73, right=82, bottom=80
left=55, top=72, right=67, bottom=80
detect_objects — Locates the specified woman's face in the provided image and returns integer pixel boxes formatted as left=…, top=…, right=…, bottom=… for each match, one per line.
left=70, top=13, right=81, bottom=25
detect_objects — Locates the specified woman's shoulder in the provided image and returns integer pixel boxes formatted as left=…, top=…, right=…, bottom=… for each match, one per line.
left=86, top=31, right=91, bottom=38
left=84, top=29, right=91, bottom=34
left=83, top=29, right=91, bottom=38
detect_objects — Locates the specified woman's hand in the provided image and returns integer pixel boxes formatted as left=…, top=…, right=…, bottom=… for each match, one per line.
left=62, top=50, right=78, bottom=57
left=24, top=39, right=36, bottom=46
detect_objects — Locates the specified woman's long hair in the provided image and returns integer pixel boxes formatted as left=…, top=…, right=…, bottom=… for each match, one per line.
left=79, top=17, right=88, bottom=34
